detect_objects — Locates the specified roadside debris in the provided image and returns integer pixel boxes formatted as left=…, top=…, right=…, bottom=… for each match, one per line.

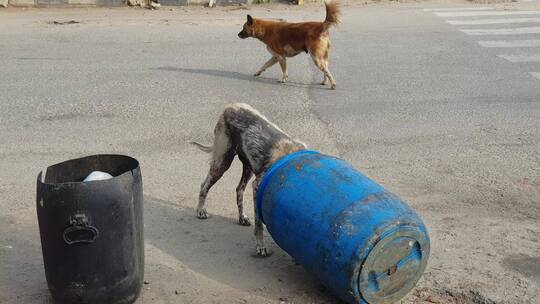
left=127, top=0, right=159, bottom=9
left=83, top=171, right=113, bottom=182
left=127, top=0, right=146, bottom=6
left=227, top=4, right=248, bottom=11
left=48, top=20, right=80, bottom=25
left=149, top=1, right=160, bottom=9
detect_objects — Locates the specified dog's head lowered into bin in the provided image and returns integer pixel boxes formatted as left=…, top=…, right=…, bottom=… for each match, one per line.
left=36, top=154, right=144, bottom=304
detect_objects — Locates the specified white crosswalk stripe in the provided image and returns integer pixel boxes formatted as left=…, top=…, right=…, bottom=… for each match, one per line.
left=497, top=54, right=540, bottom=62
left=426, top=6, right=540, bottom=83
left=447, top=17, right=540, bottom=25
left=478, top=40, right=540, bottom=47
left=423, top=7, right=495, bottom=12
left=461, top=26, right=540, bottom=35
left=435, top=11, right=540, bottom=17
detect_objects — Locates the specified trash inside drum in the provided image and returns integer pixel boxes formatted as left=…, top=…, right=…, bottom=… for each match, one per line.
left=36, top=154, right=144, bottom=304
left=256, top=150, right=430, bottom=304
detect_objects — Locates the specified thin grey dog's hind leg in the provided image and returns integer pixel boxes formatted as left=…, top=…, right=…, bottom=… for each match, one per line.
left=197, top=149, right=235, bottom=219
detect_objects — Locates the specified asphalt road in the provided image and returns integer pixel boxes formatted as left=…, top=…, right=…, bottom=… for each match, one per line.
left=0, top=1, right=539, bottom=303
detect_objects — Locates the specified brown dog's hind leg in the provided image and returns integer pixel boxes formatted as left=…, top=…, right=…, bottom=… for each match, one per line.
left=197, top=147, right=235, bottom=220
left=254, top=56, right=278, bottom=77
left=310, top=40, right=336, bottom=89
left=320, top=75, right=329, bottom=85
left=311, top=55, right=336, bottom=90
left=252, top=176, right=270, bottom=257
left=236, top=156, right=253, bottom=226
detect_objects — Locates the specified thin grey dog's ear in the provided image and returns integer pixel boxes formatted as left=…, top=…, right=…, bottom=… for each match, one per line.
left=247, top=15, right=253, bottom=25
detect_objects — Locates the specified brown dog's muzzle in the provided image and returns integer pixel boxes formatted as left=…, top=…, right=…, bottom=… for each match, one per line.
left=238, top=31, right=248, bottom=39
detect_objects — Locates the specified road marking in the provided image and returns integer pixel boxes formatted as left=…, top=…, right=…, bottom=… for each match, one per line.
left=423, top=7, right=494, bottom=12
left=461, top=26, right=540, bottom=35
left=435, top=11, right=540, bottom=17
left=447, top=17, right=540, bottom=25
left=478, top=39, right=540, bottom=47
left=431, top=8, right=540, bottom=81
left=497, top=54, right=540, bottom=62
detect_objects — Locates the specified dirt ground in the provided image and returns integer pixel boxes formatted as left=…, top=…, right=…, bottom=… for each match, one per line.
left=0, top=1, right=539, bottom=304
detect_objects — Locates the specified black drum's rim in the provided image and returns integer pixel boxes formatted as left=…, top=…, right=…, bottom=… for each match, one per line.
left=37, top=154, right=140, bottom=187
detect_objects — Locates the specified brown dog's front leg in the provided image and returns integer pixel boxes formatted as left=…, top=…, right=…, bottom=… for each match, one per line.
left=252, top=177, right=270, bottom=257
left=277, top=57, right=288, bottom=83
left=254, top=56, right=278, bottom=77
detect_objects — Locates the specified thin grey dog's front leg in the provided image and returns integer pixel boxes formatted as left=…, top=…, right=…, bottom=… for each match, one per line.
left=236, top=162, right=253, bottom=226
left=252, top=177, right=270, bottom=257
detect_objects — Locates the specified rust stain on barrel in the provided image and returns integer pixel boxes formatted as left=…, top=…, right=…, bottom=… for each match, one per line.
left=388, top=265, right=397, bottom=275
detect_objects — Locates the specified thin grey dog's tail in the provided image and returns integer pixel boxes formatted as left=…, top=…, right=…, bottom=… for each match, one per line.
left=190, top=141, right=213, bottom=153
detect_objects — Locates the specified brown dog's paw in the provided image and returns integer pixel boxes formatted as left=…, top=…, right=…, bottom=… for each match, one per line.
left=254, top=72, right=262, bottom=77
left=330, top=84, right=336, bottom=90
left=239, top=215, right=251, bottom=226
left=196, top=208, right=208, bottom=219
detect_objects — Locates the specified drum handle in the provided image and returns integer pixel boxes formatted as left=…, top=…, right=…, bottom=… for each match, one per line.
left=63, top=214, right=99, bottom=245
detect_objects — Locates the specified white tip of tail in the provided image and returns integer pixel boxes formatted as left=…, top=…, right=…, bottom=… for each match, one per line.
left=190, top=141, right=213, bottom=153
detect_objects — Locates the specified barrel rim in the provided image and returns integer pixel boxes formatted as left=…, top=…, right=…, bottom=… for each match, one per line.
left=255, top=150, right=320, bottom=223
left=37, top=154, right=140, bottom=187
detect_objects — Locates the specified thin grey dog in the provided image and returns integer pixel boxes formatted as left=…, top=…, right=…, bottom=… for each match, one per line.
left=191, top=103, right=306, bottom=257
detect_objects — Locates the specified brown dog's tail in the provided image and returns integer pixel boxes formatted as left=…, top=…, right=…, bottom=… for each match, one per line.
left=190, top=141, right=213, bottom=153
left=323, top=0, right=341, bottom=29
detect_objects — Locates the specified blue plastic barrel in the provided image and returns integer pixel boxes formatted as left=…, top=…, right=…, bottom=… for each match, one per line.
left=256, top=151, right=430, bottom=304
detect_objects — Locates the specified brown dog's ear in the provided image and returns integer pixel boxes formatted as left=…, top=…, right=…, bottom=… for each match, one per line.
left=247, top=15, right=253, bottom=25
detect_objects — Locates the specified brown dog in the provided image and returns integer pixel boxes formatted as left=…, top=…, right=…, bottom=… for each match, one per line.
left=238, top=1, right=340, bottom=89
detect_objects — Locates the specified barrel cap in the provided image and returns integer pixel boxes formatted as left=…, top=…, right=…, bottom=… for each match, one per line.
left=358, top=226, right=429, bottom=304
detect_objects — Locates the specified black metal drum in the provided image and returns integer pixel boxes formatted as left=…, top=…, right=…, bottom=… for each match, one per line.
left=36, top=154, right=144, bottom=304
